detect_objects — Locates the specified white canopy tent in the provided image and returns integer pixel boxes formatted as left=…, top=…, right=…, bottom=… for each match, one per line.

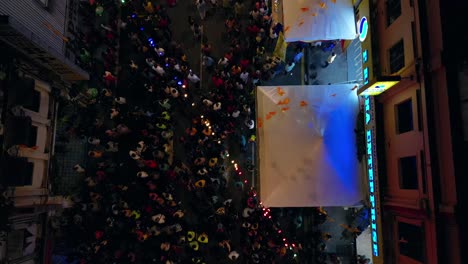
left=256, top=84, right=362, bottom=207
left=281, top=0, right=357, bottom=42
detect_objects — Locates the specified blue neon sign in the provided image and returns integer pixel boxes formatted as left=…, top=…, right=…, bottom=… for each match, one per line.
left=363, top=67, right=369, bottom=85
left=362, top=50, right=368, bottom=63
left=365, top=96, right=379, bottom=257
left=359, top=16, right=369, bottom=42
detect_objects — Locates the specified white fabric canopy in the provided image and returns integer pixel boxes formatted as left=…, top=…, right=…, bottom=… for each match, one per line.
left=282, top=0, right=356, bottom=42
left=257, top=85, right=362, bottom=207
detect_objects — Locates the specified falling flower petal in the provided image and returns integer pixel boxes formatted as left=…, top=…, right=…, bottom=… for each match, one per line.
left=277, top=98, right=290, bottom=105
left=277, top=87, right=285, bottom=96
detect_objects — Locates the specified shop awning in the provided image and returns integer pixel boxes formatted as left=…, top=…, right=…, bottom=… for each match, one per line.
left=282, top=0, right=357, bottom=42
left=256, top=84, right=363, bottom=207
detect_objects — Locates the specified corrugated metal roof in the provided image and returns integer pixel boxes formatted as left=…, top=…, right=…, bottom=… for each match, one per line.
left=0, top=0, right=68, bottom=56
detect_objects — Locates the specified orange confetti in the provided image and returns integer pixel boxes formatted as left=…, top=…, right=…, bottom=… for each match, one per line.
left=300, top=101, right=308, bottom=107
left=319, top=2, right=327, bottom=9
left=330, top=93, right=337, bottom=97
left=266, top=114, right=273, bottom=120
left=269, top=111, right=277, bottom=116
left=351, top=85, right=358, bottom=90
left=281, top=107, right=290, bottom=112
left=284, top=26, right=290, bottom=32
left=277, top=98, right=290, bottom=105
left=331, top=0, right=336, bottom=3
left=277, top=87, right=285, bottom=96
left=300, top=7, right=310, bottom=12
left=311, top=13, right=317, bottom=17
left=298, top=21, right=304, bottom=27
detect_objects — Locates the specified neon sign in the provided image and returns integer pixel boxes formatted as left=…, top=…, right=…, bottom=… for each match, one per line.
left=363, top=67, right=369, bottom=85
left=365, top=95, right=379, bottom=257
left=362, top=50, right=368, bottom=63
left=359, top=16, right=369, bottom=42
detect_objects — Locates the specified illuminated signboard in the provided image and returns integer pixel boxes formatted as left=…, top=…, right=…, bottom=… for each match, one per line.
left=358, top=76, right=401, bottom=96
left=363, top=67, right=369, bottom=85
left=363, top=50, right=368, bottom=63
left=365, top=96, right=379, bottom=257
left=359, top=16, right=368, bottom=42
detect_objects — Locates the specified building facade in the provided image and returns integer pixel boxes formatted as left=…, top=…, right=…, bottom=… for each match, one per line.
left=359, top=0, right=467, bottom=263
left=0, top=0, right=88, bottom=263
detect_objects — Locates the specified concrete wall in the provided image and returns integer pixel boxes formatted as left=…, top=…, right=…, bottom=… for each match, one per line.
left=373, top=0, right=444, bottom=263
left=13, top=77, right=53, bottom=207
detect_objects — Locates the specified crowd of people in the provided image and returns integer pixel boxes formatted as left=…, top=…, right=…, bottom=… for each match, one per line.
left=59, top=0, right=311, bottom=263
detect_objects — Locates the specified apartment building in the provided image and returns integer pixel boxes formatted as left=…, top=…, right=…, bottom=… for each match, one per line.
left=358, top=0, right=466, bottom=263
left=0, top=0, right=88, bottom=263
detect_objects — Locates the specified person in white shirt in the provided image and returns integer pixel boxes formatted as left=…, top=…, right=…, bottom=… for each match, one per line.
left=187, top=72, right=200, bottom=83
left=322, top=52, right=337, bottom=68
left=174, top=63, right=182, bottom=72
left=245, top=119, right=255, bottom=129
left=203, top=99, right=213, bottom=107
left=213, top=102, right=222, bottom=111
left=170, top=87, right=179, bottom=98
left=218, top=57, right=229, bottom=68
left=240, top=70, right=249, bottom=84
left=153, top=64, right=165, bottom=76
left=285, top=61, right=296, bottom=75
left=231, top=109, right=240, bottom=118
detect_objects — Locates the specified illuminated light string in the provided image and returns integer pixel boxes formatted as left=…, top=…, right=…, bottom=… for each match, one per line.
left=230, top=158, right=298, bottom=250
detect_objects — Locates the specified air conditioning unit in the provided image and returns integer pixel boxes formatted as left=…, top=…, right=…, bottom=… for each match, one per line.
left=37, top=0, right=49, bottom=7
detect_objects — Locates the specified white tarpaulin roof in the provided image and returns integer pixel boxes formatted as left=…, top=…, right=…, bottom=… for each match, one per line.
left=282, top=0, right=357, bottom=42
left=257, top=85, right=362, bottom=207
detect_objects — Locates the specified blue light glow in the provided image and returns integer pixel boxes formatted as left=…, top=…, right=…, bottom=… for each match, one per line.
left=359, top=17, right=368, bottom=42
left=364, top=96, right=379, bottom=257
left=363, top=50, right=368, bottom=63
left=177, top=81, right=182, bottom=85
left=363, top=67, right=369, bottom=85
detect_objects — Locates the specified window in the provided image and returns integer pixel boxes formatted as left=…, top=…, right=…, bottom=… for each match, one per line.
left=396, top=99, right=413, bottom=133
left=398, top=222, right=425, bottom=262
left=23, top=89, right=41, bottom=112
left=387, top=0, right=402, bottom=26
left=363, top=50, right=368, bottom=63
left=399, top=156, right=418, bottom=189
left=28, top=125, right=38, bottom=147
left=389, top=40, right=405, bottom=73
